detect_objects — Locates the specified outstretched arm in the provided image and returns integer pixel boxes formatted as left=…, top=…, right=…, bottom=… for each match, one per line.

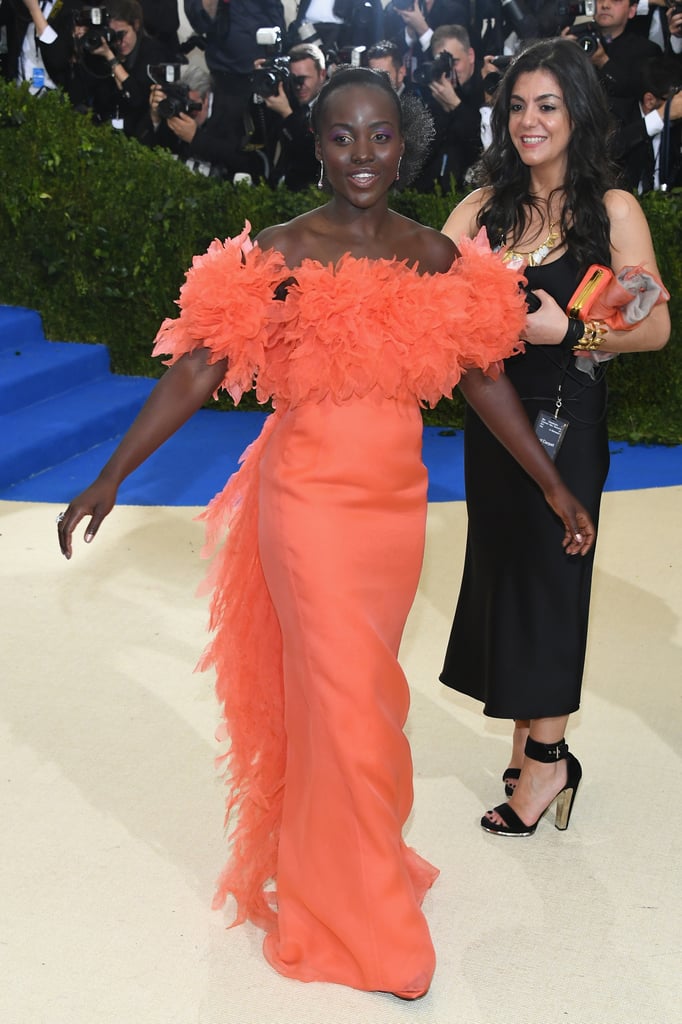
left=58, top=348, right=227, bottom=559
left=458, top=369, right=596, bottom=556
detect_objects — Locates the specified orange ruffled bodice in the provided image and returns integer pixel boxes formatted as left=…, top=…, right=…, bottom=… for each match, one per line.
left=152, top=221, right=527, bottom=408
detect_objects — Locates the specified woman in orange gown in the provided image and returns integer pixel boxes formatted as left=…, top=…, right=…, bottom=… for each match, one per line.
left=58, top=68, right=594, bottom=998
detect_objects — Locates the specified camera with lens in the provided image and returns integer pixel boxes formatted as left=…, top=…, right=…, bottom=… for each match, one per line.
left=570, top=21, right=602, bottom=54
left=251, top=26, right=293, bottom=99
left=148, top=64, right=202, bottom=118
left=490, top=55, right=513, bottom=70
left=157, top=85, right=203, bottom=119
left=147, top=64, right=197, bottom=119
left=73, top=7, right=118, bottom=53
left=413, top=49, right=454, bottom=85
left=251, top=56, right=292, bottom=98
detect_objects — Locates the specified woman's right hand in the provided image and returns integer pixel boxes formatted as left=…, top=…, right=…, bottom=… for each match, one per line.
left=57, top=476, right=119, bottom=559
left=522, top=288, right=569, bottom=346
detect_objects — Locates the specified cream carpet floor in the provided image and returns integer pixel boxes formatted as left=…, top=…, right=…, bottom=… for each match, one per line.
left=1, top=489, right=680, bottom=1024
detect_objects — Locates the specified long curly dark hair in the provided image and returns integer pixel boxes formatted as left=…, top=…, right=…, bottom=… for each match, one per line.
left=477, top=38, right=618, bottom=273
left=310, top=66, right=435, bottom=187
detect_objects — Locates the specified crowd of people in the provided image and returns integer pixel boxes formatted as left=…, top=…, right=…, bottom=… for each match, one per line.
left=1, top=0, right=680, bottom=190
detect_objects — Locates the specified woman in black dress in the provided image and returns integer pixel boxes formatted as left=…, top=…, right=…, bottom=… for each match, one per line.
left=440, top=38, right=670, bottom=836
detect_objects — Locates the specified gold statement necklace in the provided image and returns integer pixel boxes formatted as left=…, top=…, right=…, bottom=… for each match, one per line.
left=502, top=221, right=560, bottom=267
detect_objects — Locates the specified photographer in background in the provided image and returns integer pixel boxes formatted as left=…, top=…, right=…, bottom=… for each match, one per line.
left=286, top=0, right=384, bottom=53
left=13, top=0, right=62, bottom=92
left=383, top=0, right=481, bottom=70
left=65, top=0, right=173, bottom=133
left=667, top=0, right=682, bottom=59
left=137, top=64, right=268, bottom=181
left=29, top=1, right=173, bottom=132
left=366, top=38, right=412, bottom=95
left=255, top=40, right=326, bottom=190
left=183, top=0, right=285, bottom=140
left=139, top=0, right=179, bottom=53
left=412, top=23, right=483, bottom=190
left=565, top=0, right=661, bottom=101
left=612, top=54, right=682, bottom=190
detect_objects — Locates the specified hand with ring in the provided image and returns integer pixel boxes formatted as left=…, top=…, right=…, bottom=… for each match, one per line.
left=56, top=476, right=119, bottom=558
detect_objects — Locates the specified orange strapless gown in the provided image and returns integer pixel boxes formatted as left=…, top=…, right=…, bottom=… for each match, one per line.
left=152, top=224, right=526, bottom=995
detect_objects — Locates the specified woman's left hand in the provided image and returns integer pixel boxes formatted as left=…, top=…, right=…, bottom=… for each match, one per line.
left=523, top=288, right=568, bottom=346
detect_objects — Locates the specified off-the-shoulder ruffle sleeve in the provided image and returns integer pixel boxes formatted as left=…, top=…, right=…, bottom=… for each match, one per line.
left=255, top=234, right=527, bottom=409
left=394, top=233, right=527, bottom=405
left=152, top=226, right=526, bottom=410
left=152, top=221, right=288, bottom=405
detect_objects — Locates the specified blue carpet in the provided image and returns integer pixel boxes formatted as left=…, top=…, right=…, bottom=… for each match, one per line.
left=3, top=406, right=682, bottom=506
left=1, top=304, right=681, bottom=506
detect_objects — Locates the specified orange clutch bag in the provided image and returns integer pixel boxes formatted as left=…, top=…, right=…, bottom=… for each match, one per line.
left=567, top=264, right=669, bottom=331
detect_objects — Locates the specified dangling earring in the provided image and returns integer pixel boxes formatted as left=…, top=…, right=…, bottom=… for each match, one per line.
left=317, top=161, right=325, bottom=190
left=395, top=157, right=402, bottom=182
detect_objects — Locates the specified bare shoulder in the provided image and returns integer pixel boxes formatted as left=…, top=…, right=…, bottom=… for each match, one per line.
left=427, top=228, right=459, bottom=273
left=605, top=189, right=659, bottom=270
left=604, top=188, right=642, bottom=225
left=255, top=209, right=324, bottom=267
left=395, top=215, right=457, bottom=273
left=442, top=187, right=490, bottom=244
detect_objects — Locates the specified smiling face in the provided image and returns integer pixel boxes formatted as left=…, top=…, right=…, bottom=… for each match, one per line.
left=507, top=69, right=572, bottom=178
left=315, top=83, right=405, bottom=207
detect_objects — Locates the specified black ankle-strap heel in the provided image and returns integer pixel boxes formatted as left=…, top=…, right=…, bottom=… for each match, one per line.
left=482, top=737, right=582, bottom=837
left=524, top=737, right=569, bottom=763
left=502, top=768, right=520, bottom=797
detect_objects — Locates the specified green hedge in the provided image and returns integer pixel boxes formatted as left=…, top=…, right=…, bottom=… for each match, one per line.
left=1, top=80, right=680, bottom=441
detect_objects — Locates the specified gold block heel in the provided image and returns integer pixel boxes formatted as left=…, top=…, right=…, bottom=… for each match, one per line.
left=481, top=739, right=582, bottom=837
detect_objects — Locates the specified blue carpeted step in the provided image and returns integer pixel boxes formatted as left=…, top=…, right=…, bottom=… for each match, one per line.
left=0, top=374, right=155, bottom=489
left=0, top=305, right=113, bottom=414
left=0, top=337, right=112, bottom=415
left=0, top=306, right=46, bottom=348
left=0, top=408, right=270, bottom=505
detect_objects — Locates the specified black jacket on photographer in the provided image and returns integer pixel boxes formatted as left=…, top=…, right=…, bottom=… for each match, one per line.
left=137, top=87, right=267, bottom=181
left=184, top=0, right=285, bottom=78
left=610, top=56, right=682, bottom=192
left=67, top=30, right=172, bottom=134
left=2, top=0, right=27, bottom=81
left=286, top=0, right=384, bottom=51
left=35, top=3, right=173, bottom=134
left=250, top=43, right=326, bottom=191
left=383, top=0, right=481, bottom=65
left=595, top=23, right=661, bottom=102
left=413, top=65, right=484, bottom=192
left=254, top=94, right=319, bottom=191
left=140, top=0, right=180, bottom=53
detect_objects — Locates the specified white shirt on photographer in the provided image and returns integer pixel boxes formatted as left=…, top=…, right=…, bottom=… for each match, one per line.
left=305, top=1, right=343, bottom=24
left=19, top=0, right=58, bottom=94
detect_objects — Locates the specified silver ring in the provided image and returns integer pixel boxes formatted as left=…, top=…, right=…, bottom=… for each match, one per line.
left=55, top=512, right=65, bottom=524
